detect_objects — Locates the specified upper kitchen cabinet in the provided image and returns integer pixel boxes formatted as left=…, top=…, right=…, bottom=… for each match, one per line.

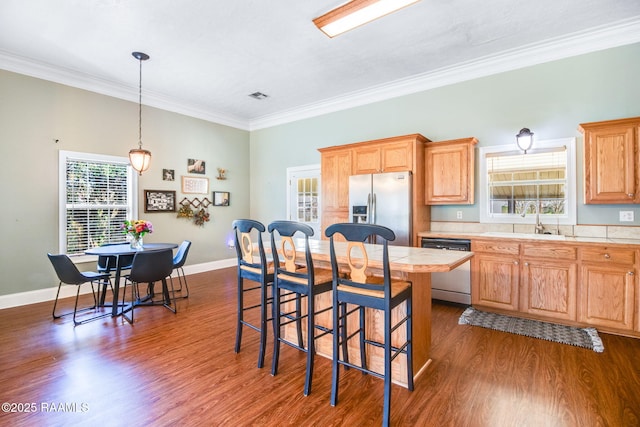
left=352, top=135, right=428, bottom=175
left=425, top=137, right=477, bottom=205
left=319, top=133, right=431, bottom=243
left=579, top=116, right=640, bottom=204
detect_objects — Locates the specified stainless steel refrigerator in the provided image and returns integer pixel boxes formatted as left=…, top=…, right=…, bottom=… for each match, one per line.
left=349, top=171, right=412, bottom=246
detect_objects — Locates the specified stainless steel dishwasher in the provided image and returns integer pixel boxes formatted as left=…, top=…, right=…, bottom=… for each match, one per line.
left=421, top=237, right=471, bottom=305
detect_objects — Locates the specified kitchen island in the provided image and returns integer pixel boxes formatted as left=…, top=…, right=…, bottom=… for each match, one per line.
left=278, top=239, right=474, bottom=388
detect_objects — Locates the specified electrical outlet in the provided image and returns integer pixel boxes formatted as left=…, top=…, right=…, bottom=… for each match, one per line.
left=456, top=211, right=463, bottom=219
left=619, top=211, right=634, bottom=222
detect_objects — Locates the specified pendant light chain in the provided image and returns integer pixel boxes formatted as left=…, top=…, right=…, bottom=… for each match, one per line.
left=138, top=56, right=143, bottom=149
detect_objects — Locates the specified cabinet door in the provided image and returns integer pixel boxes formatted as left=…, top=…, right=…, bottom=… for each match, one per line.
left=521, top=260, right=577, bottom=321
left=579, top=263, right=635, bottom=331
left=583, top=124, right=637, bottom=204
left=472, top=254, right=520, bottom=311
left=321, top=149, right=352, bottom=211
left=352, top=146, right=381, bottom=175
left=381, top=140, right=413, bottom=172
left=425, top=138, right=476, bottom=205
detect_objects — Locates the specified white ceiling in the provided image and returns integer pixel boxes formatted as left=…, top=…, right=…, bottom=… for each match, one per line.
left=1, top=0, right=640, bottom=131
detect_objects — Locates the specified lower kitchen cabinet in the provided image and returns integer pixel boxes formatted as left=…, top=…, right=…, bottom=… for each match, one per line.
left=580, top=263, right=636, bottom=331
left=520, top=243, right=578, bottom=322
left=470, top=238, right=640, bottom=337
left=521, top=260, right=577, bottom=321
left=471, top=240, right=520, bottom=311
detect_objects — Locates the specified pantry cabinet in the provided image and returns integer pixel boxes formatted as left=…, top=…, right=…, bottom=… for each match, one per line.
left=579, top=116, right=640, bottom=204
left=319, top=147, right=352, bottom=236
left=425, top=137, right=477, bottom=205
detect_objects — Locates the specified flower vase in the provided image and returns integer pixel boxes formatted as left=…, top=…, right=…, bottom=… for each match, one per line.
left=130, top=235, right=144, bottom=250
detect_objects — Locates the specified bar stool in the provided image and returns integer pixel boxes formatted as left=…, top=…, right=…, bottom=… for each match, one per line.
left=325, top=223, right=413, bottom=427
left=232, top=219, right=274, bottom=368
left=268, top=220, right=334, bottom=396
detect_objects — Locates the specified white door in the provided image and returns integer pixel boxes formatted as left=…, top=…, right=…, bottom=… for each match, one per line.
left=287, top=165, right=321, bottom=239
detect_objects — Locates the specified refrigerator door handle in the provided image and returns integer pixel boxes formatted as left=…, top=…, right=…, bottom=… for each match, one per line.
left=367, top=193, right=372, bottom=224
left=371, top=193, right=376, bottom=224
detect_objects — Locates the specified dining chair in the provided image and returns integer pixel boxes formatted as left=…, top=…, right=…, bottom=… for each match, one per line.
left=47, top=253, right=113, bottom=326
left=325, top=223, right=413, bottom=427
left=232, top=219, right=274, bottom=369
left=172, top=240, right=192, bottom=298
left=121, top=249, right=176, bottom=324
left=268, top=220, right=334, bottom=396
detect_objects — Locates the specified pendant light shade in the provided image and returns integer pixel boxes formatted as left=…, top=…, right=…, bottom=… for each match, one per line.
left=129, top=51, right=151, bottom=175
left=129, top=147, right=152, bottom=173
left=516, top=127, right=534, bottom=154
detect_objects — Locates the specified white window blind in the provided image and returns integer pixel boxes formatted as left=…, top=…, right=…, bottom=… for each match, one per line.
left=59, top=151, right=137, bottom=255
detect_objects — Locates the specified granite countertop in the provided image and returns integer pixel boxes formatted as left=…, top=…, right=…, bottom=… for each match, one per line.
left=417, top=230, right=640, bottom=247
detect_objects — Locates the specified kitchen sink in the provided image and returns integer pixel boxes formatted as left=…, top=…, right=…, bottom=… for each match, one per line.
left=480, top=231, right=566, bottom=240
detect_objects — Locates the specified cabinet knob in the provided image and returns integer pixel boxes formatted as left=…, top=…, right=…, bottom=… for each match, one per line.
left=604, top=253, right=610, bottom=259
left=514, top=261, right=519, bottom=265
left=524, top=262, right=529, bottom=266
left=628, top=193, right=635, bottom=198
left=628, top=271, right=635, bottom=276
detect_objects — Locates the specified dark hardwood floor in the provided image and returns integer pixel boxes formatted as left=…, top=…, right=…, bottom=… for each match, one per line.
left=0, top=267, right=639, bottom=426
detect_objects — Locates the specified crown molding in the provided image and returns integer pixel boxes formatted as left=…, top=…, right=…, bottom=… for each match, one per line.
left=249, top=17, right=640, bottom=130
left=1, top=16, right=639, bottom=132
left=0, top=50, right=251, bottom=131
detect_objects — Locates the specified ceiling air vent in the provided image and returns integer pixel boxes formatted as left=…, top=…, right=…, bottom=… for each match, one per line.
left=248, top=91, right=269, bottom=100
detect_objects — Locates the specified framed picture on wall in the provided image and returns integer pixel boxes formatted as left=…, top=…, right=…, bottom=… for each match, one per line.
left=162, top=169, right=175, bottom=181
left=144, top=190, right=176, bottom=212
left=182, top=176, right=209, bottom=194
left=187, top=158, right=206, bottom=174
left=213, top=191, right=230, bottom=206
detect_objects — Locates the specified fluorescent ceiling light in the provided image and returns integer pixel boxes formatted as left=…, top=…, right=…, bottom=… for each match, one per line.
left=313, top=0, right=421, bottom=38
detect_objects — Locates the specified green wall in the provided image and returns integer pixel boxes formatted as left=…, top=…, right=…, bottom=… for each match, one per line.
left=0, top=70, right=250, bottom=295
left=250, top=43, right=640, bottom=227
left=2, top=42, right=640, bottom=297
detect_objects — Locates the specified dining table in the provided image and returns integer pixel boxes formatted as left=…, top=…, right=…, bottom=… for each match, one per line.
left=85, top=243, right=178, bottom=317
left=269, top=238, right=474, bottom=388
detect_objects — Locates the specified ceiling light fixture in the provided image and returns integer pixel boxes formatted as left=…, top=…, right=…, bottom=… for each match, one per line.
left=313, top=0, right=421, bottom=38
left=516, top=128, right=534, bottom=154
left=129, top=51, right=152, bottom=175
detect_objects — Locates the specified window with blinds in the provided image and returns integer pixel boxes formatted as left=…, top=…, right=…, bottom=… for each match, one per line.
left=59, top=151, right=137, bottom=254
left=479, top=138, right=576, bottom=225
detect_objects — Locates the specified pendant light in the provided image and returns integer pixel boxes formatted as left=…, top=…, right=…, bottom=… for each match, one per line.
left=129, top=51, right=152, bottom=175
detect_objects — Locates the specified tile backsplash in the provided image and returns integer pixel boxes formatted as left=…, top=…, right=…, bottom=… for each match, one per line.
left=429, top=222, right=640, bottom=239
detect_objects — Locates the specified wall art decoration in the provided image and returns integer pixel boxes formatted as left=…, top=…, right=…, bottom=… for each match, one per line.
left=213, top=191, right=230, bottom=206
left=144, top=190, right=176, bottom=212
left=181, top=176, right=209, bottom=194
left=187, top=158, right=206, bottom=174
left=162, top=168, right=175, bottom=181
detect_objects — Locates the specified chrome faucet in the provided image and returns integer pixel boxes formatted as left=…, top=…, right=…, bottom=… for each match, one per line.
left=521, top=201, right=545, bottom=234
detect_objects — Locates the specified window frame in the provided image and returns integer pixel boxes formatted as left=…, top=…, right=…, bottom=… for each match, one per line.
left=479, top=137, right=577, bottom=225
left=58, top=150, right=138, bottom=255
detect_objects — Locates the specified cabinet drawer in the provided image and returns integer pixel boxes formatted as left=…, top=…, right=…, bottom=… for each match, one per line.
left=581, top=247, right=636, bottom=265
left=522, top=244, right=577, bottom=260
left=471, top=240, right=519, bottom=255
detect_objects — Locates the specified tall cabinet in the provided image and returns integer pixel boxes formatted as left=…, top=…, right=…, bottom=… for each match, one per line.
left=319, top=134, right=431, bottom=244
left=579, top=116, right=640, bottom=204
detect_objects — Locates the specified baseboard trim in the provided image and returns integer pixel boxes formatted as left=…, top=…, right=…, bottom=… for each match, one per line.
left=0, top=258, right=237, bottom=310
